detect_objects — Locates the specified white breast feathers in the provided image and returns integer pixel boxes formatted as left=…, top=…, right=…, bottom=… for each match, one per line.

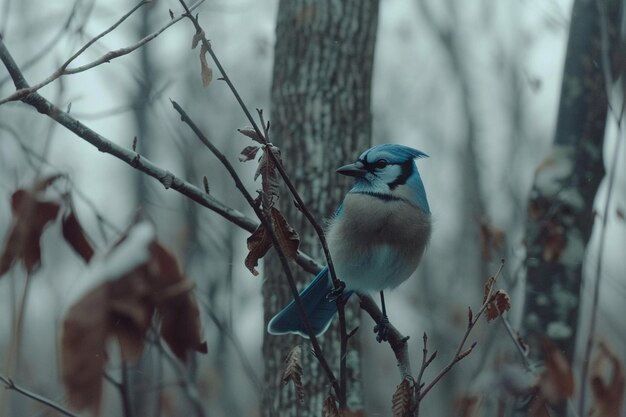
left=326, top=193, right=431, bottom=292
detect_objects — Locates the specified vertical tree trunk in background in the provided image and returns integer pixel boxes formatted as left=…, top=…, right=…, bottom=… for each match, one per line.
left=521, top=0, right=619, bottom=376
left=262, top=1, right=379, bottom=416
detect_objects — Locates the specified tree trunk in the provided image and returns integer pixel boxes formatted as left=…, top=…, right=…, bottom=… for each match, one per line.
left=520, top=0, right=620, bottom=410
left=262, top=1, right=379, bottom=416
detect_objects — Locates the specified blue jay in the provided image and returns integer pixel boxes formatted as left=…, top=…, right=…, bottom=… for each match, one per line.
left=267, top=144, right=431, bottom=342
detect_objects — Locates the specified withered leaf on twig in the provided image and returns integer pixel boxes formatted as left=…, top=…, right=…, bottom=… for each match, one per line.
left=199, top=44, right=212, bottom=87
left=0, top=176, right=62, bottom=277
left=61, top=222, right=206, bottom=413
left=243, top=208, right=300, bottom=276
left=270, top=207, right=300, bottom=260
left=255, top=145, right=282, bottom=210
left=485, top=290, right=511, bottom=321
left=281, top=345, right=304, bottom=404
left=482, top=276, right=511, bottom=321
left=62, top=208, right=95, bottom=262
left=151, top=242, right=207, bottom=360
left=392, top=378, right=413, bottom=417
left=191, top=29, right=204, bottom=49
left=62, top=284, right=108, bottom=415
left=239, top=145, right=261, bottom=162
left=244, top=223, right=272, bottom=276
left=322, top=395, right=340, bottom=417
left=237, top=127, right=264, bottom=144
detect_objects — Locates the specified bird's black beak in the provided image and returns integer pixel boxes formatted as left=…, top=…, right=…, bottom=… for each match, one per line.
left=336, top=161, right=367, bottom=177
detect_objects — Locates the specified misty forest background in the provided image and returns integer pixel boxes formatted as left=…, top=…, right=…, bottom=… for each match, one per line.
left=0, top=0, right=625, bottom=416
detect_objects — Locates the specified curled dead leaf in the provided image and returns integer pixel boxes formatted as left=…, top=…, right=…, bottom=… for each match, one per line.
left=62, top=284, right=108, bottom=414
left=485, top=290, right=511, bottom=322
left=150, top=242, right=207, bottom=361
left=255, top=145, right=282, bottom=209
left=244, top=224, right=272, bottom=276
left=0, top=179, right=62, bottom=277
left=191, top=29, right=204, bottom=49
left=281, top=345, right=304, bottom=404
left=392, top=378, right=413, bottom=417
left=237, top=127, right=264, bottom=144
left=322, top=395, right=340, bottom=417
left=199, top=44, right=212, bottom=87
left=270, top=207, right=300, bottom=260
left=62, top=209, right=94, bottom=262
left=61, top=222, right=206, bottom=413
left=239, top=145, right=261, bottom=162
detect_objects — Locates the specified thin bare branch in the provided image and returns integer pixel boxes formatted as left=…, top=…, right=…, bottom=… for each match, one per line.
left=171, top=99, right=342, bottom=400
left=176, top=5, right=351, bottom=404
left=0, top=0, right=205, bottom=105
left=415, top=261, right=505, bottom=410
left=0, top=374, right=80, bottom=417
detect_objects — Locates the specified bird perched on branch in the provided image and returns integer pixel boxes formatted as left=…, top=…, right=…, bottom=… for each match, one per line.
left=267, top=144, right=431, bottom=342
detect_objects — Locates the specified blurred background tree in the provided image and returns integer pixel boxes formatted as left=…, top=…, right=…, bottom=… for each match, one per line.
left=262, top=1, right=379, bottom=415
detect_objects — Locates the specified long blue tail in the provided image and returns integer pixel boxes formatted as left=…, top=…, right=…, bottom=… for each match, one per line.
left=267, top=267, right=353, bottom=337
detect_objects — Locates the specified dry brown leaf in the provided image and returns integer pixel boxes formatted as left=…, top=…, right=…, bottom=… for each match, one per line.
left=191, top=29, right=204, bottom=49
left=199, top=44, right=212, bottom=87
left=0, top=181, right=61, bottom=277
left=62, top=284, right=109, bottom=414
left=109, top=266, right=154, bottom=362
left=270, top=207, right=300, bottom=260
left=244, top=224, right=272, bottom=276
left=485, top=290, right=511, bottom=322
left=239, top=145, right=261, bottom=162
left=237, top=127, right=264, bottom=144
left=392, top=378, right=413, bottom=417
left=589, top=342, right=625, bottom=417
left=61, top=223, right=206, bottom=413
left=323, top=395, right=340, bottom=417
left=62, top=209, right=94, bottom=262
left=281, top=345, right=304, bottom=404
left=150, top=242, right=207, bottom=361
left=254, top=145, right=282, bottom=209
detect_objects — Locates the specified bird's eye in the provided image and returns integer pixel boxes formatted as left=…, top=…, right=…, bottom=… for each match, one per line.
left=374, top=159, right=388, bottom=169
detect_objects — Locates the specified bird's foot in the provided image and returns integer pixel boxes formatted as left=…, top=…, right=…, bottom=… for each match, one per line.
left=374, top=315, right=390, bottom=343
left=326, top=281, right=346, bottom=302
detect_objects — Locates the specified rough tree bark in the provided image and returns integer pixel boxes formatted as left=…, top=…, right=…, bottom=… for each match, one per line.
left=521, top=0, right=620, bottom=379
left=262, top=1, right=379, bottom=416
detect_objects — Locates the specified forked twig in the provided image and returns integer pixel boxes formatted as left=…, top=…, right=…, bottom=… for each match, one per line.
left=171, top=100, right=342, bottom=400
left=413, top=260, right=505, bottom=414
left=0, top=0, right=205, bottom=105
left=0, top=375, right=79, bottom=417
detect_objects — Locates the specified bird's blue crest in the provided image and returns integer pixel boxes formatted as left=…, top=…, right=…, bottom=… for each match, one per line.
left=359, top=144, right=428, bottom=164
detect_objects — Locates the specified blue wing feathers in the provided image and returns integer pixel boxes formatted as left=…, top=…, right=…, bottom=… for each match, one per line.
left=267, top=267, right=353, bottom=337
